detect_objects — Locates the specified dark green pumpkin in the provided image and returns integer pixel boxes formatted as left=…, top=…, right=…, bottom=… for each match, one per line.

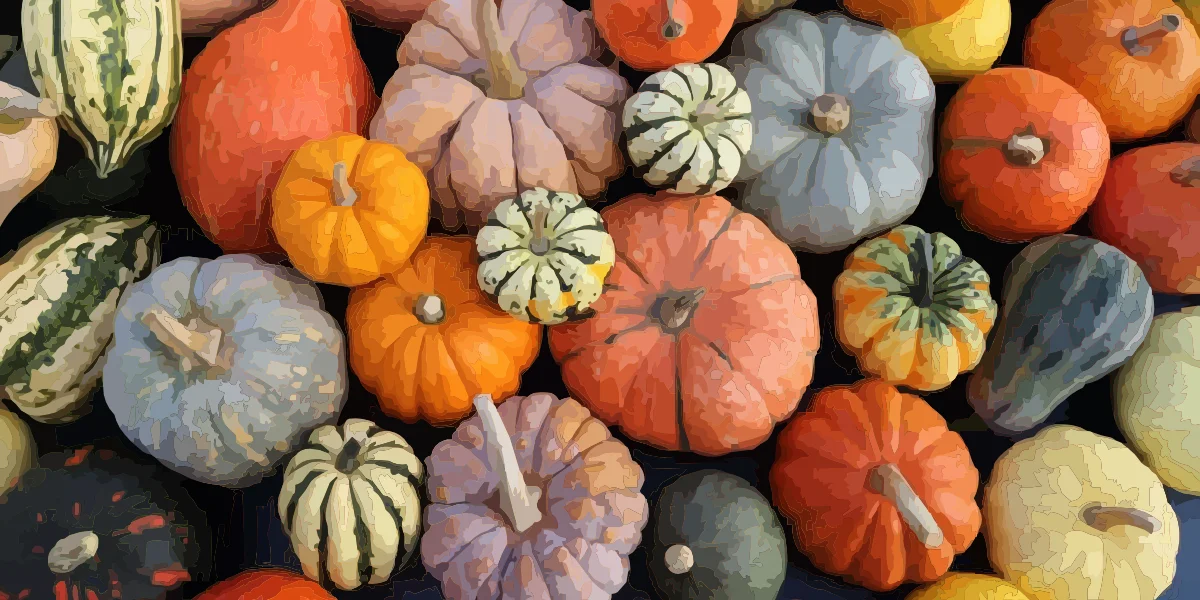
left=967, top=234, right=1153, bottom=436
left=649, top=469, right=786, bottom=600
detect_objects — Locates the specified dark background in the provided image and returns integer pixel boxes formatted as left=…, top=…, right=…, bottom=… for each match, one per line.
left=2, top=0, right=1200, bottom=598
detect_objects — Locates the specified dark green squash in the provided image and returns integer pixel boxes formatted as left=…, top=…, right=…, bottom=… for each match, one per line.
left=967, top=234, right=1153, bottom=436
left=649, top=469, right=786, bottom=600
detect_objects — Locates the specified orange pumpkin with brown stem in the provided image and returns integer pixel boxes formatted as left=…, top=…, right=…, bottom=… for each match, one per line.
left=593, top=0, right=738, bottom=71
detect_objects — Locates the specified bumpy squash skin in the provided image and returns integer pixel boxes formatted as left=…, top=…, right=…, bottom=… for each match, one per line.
left=968, top=235, right=1154, bottom=436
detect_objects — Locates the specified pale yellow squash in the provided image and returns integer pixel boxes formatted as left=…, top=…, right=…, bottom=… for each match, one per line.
left=0, top=81, right=57, bottom=226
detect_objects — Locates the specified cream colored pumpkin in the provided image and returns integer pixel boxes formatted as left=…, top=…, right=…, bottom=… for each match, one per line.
left=0, top=81, right=57, bottom=226
left=984, top=425, right=1180, bottom=600
left=1115, top=307, right=1200, bottom=494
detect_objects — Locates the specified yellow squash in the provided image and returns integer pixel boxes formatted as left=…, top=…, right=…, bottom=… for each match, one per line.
left=907, top=573, right=1030, bottom=599
left=894, top=0, right=1011, bottom=82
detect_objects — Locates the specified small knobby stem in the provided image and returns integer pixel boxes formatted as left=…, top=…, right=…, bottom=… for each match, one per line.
left=869, top=463, right=945, bottom=548
left=811, top=94, right=850, bottom=135
left=414, top=294, right=446, bottom=325
left=655, top=288, right=705, bottom=332
left=335, top=438, right=363, bottom=474
left=1081, top=505, right=1162, bottom=535
left=48, top=531, right=99, bottom=574
left=662, top=0, right=685, bottom=40
left=331, top=162, right=358, bottom=207
left=1122, top=14, right=1182, bottom=56
left=1170, top=157, right=1200, bottom=187
left=479, top=0, right=527, bottom=100
left=529, top=206, right=551, bottom=255
left=473, top=394, right=543, bottom=533
left=141, top=306, right=222, bottom=368
left=664, top=544, right=694, bottom=575
left=1004, top=134, right=1046, bottom=167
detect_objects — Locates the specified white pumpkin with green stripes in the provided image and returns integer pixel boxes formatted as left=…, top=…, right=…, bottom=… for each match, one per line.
left=21, top=0, right=182, bottom=178
left=279, top=418, right=423, bottom=591
left=476, top=188, right=615, bottom=325
left=623, top=63, right=753, bottom=194
left=0, top=215, right=159, bottom=423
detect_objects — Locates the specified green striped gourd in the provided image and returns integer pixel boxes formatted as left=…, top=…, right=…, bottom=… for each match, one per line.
left=0, top=215, right=160, bottom=423
left=21, top=0, right=182, bottom=178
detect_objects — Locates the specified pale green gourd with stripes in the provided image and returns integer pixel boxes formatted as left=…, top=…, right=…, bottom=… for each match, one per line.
left=21, top=0, right=182, bottom=178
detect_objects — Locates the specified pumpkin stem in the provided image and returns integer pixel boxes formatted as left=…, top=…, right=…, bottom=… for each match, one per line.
left=414, top=294, right=446, bottom=325
left=811, top=94, right=850, bottom=135
left=331, top=162, right=358, bottom=207
left=1122, top=14, right=1181, bottom=56
left=1081, top=505, right=1162, bottom=535
left=910, top=232, right=936, bottom=308
left=335, top=438, right=362, bottom=474
left=1170, top=157, right=1200, bottom=187
left=473, top=394, right=543, bottom=533
left=530, top=205, right=552, bottom=255
left=141, top=305, right=223, bottom=369
left=1003, top=134, right=1046, bottom=167
left=654, top=288, right=705, bottom=332
left=48, top=531, right=99, bottom=574
left=664, top=544, right=694, bottom=575
left=869, top=463, right=945, bottom=548
left=662, top=0, right=686, bottom=40
left=479, top=0, right=527, bottom=100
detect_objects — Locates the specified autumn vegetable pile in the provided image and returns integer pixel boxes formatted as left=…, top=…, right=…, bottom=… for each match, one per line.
left=4, top=0, right=1200, bottom=598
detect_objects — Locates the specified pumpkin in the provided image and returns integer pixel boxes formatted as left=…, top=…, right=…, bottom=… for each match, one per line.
left=722, top=10, right=936, bottom=253
left=736, top=0, right=789, bottom=21
left=1025, top=0, right=1200, bottom=141
left=342, top=0, right=435, bottom=30
left=0, top=81, right=57, bottom=226
left=0, top=446, right=206, bottom=600
left=833, top=225, right=997, bottom=392
left=984, top=425, right=1180, bottom=600
left=892, top=0, right=1010, bottom=82
left=0, top=405, right=34, bottom=497
left=423, top=393, right=649, bottom=599
left=347, top=236, right=542, bottom=426
left=841, top=0, right=968, bottom=29
left=476, top=188, right=615, bottom=325
left=172, top=0, right=378, bottom=255
left=279, top=419, right=424, bottom=590
left=622, top=63, right=752, bottom=195
left=906, top=573, right=1032, bottom=599
left=940, top=67, right=1110, bottom=242
left=194, top=569, right=336, bottom=600
left=649, top=469, right=786, bottom=600
left=1091, top=142, right=1200, bottom=294
left=0, top=215, right=160, bottom=423
left=271, top=133, right=431, bottom=288
left=771, top=380, right=982, bottom=592
left=548, top=193, right=820, bottom=455
left=593, top=0, right=738, bottom=71
left=369, top=0, right=629, bottom=231
left=1163, top=489, right=1200, bottom=600
left=1114, top=308, right=1200, bottom=495
left=103, top=254, right=348, bottom=487
left=181, top=0, right=268, bottom=35
left=968, top=234, right=1153, bottom=436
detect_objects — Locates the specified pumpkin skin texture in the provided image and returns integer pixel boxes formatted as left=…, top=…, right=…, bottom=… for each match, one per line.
left=772, top=380, right=982, bottom=592
left=892, top=0, right=1011, bottom=82
left=347, top=236, right=542, bottom=426
left=103, top=255, right=349, bottom=487
left=0, top=405, right=34, bottom=497
left=649, top=469, right=786, bottom=600
left=369, top=0, right=628, bottom=231
left=194, top=569, right=336, bottom=600
left=834, top=225, right=997, bottom=392
left=1114, top=308, right=1200, bottom=495
left=722, top=10, right=936, bottom=253
left=841, top=0, right=969, bottom=29
left=967, top=234, right=1153, bottom=436
left=984, top=425, right=1180, bottom=600
left=422, top=393, right=649, bottom=600
left=548, top=193, right=820, bottom=455
left=0, top=80, right=57, bottom=226
left=1091, top=142, right=1200, bottom=294
left=593, top=0, right=737, bottom=71
left=940, top=67, right=1110, bottom=242
left=906, top=573, right=1031, bottom=599
left=1024, top=0, right=1200, bottom=141
left=172, top=0, right=378, bottom=255
left=180, top=0, right=269, bottom=36
left=271, top=133, right=431, bottom=288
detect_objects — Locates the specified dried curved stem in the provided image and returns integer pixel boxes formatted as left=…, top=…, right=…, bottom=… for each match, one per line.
left=479, top=0, right=527, bottom=100
left=141, top=306, right=222, bottom=368
left=474, top=394, right=543, bottom=533
left=331, top=162, right=358, bottom=207
left=869, top=463, right=944, bottom=548
left=1081, top=505, right=1162, bottom=535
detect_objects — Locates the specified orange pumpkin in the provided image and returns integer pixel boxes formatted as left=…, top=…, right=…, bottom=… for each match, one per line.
left=194, top=569, right=335, bottom=600
left=940, top=67, right=1110, bottom=242
left=771, top=380, right=982, bottom=592
left=346, top=236, right=542, bottom=426
left=593, top=0, right=737, bottom=71
left=841, top=0, right=969, bottom=29
left=548, top=193, right=820, bottom=455
left=1025, top=0, right=1200, bottom=141
left=272, top=133, right=430, bottom=287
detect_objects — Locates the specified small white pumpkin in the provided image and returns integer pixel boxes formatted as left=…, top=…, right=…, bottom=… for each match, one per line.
left=476, top=188, right=615, bottom=324
left=279, top=418, right=424, bottom=591
left=623, top=63, right=753, bottom=194
left=0, top=81, right=57, bottom=225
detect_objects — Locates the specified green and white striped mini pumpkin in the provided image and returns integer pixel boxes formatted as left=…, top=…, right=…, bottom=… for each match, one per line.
left=476, top=188, right=615, bottom=325
left=279, top=418, right=424, bottom=591
left=21, top=0, right=182, bottom=178
left=623, top=63, right=753, bottom=194
left=0, top=215, right=159, bottom=423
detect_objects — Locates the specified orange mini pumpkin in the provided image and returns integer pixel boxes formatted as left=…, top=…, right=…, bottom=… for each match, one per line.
left=940, top=67, right=1110, bottom=241
left=194, top=569, right=335, bottom=600
left=593, top=0, right=737, bottom=71
left=1025, top=0, right=1200, bottom=141
left=272, top=133, right=430, bottom=287
left=771, top=380, right=982, bottom=592
left=346, top=236, right=542, bottom=426
left=841, top=0, right=969, bottom=29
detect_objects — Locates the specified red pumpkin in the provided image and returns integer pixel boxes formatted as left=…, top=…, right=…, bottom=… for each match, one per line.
left=1091, top=142, right=1200, bottom=294
left=593, top=0, right=738, bottom=71
left=194, top=569, right=335, bottom=600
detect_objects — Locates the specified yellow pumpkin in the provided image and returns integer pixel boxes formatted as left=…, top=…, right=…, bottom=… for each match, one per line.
left=906, top=573, right=1031, bottom=599
left=272, top=132, right=430, bottom=287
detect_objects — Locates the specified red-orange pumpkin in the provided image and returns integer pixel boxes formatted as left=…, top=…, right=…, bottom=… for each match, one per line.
left=842, top=0, right=969, bottom=29
left=592, top=0, right=738, bottom=71
left=194, top=569, right=335, bottom=600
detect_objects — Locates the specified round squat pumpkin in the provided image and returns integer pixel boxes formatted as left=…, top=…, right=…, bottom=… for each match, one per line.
left=593, top=0, right=737, bottom=71
left=549, top=193, right=820, bottom=455
left=906, top=573, right=1031, bottom=599
left=772, top=380, right=982, bottom=592
left=194, top=569, right=336, bottom=600
left=834, top=225, right=997, bottom=392
left=940, top=67, right=1110, bottom=242
left=649, top=469, right=786, bottom=600
left=1091, top=142, right=1200, bottom=294
left=841, top=0, right=968, bottom=29
left=347, top=236, right=542, bottom=426
left=984, top=425, right=1180, bottom=600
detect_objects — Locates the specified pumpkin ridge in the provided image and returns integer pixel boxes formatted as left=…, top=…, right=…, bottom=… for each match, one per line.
left=674, top=336, right=689, bottom=452
left=688, top=204, right=738, bottom=280
left=357, top=473, right=408, bottom=568
left=315, top=479, right=336, bottom=590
